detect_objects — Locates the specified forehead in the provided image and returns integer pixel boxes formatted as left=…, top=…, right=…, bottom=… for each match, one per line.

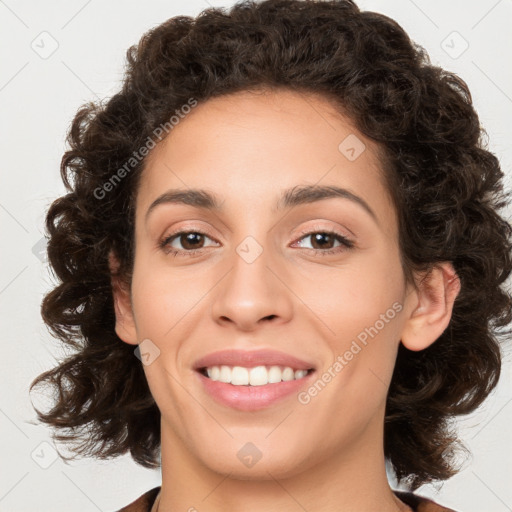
left=136, top=88, right=396, bottom=234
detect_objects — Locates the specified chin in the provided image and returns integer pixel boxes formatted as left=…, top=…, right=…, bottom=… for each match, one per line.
left=191, top=437, right=318, bottom=481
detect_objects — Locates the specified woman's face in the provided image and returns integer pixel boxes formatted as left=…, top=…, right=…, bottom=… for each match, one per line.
left=118, top=89, right=420, bottom=478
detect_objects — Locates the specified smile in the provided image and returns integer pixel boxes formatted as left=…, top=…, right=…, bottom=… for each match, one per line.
left=196, top=365, right=316, bottom=411
left=200, top=364, right=313, bottom=386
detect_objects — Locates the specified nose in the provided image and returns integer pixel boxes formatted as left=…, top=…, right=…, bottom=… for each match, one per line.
left=211, top=246, right=294, bottom=332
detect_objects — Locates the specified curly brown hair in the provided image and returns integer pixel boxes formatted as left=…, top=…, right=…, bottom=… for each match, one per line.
left=30, top=0, right=512, bottom=490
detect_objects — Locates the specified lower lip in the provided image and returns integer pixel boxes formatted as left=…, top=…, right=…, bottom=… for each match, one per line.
left=196, top=370, right=315, bottom=411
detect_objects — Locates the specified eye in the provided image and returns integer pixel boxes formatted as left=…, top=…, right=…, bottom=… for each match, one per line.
left=158, top=227, right=354, bottom=258
left=159, top=230, right=219, bottom=256
left=293, top=229, right=354, bottom=255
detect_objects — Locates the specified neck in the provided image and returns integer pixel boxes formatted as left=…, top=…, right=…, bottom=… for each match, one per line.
left=156, top=415, right=410, bottom=512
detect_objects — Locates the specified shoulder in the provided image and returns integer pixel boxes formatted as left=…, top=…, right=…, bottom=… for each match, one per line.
left=115, top=486, right=161, bottom=512
left=395, top=490, right=459, bottom=512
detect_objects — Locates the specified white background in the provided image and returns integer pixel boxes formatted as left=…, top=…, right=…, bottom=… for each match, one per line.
left=0, top=1, right=511, bottom=511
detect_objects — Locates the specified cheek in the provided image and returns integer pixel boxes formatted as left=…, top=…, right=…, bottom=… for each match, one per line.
left=130, top=259, right=212, bottom=337
left=295, top=250, right=405, bottom=397
left=294, top=248, right=404, bottom=339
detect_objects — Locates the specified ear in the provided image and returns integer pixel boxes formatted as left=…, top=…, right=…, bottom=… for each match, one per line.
left=400, top=262, right=461, bottom=351
left=109, top=251, right=138, bottom=345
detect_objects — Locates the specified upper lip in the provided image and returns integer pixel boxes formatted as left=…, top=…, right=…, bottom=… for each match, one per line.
left=193, top=349, right=316, bottom=371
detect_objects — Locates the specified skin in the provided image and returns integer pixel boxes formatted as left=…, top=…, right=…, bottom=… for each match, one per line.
left=111, top=88, right=461, bottom=512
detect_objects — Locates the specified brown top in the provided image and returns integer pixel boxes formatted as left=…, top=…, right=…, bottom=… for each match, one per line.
left=116, top=486, right=458, bottom=512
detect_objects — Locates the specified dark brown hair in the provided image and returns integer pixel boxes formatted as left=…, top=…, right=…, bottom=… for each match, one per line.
left=30, top=0, right=512, bottom=490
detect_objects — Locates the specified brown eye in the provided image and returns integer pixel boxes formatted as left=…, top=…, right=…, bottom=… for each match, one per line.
left=309, top=232, right=336, bottom=250
left=294, top=230, right=354, bottom=253
left=160, top=230, right=219, bottom=256
left=177, top=232, right=206, bottom=250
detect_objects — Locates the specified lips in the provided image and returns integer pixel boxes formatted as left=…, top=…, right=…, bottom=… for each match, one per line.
left=193, top=348, right=316, bottom=372
left=193, top=349, right=317, bottom=411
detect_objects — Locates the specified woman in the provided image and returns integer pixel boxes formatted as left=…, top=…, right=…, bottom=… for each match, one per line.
left=30, top=1, right=512, bottom=511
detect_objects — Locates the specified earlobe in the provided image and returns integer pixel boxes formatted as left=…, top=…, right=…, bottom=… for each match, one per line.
left=400, top=262, right=461, bottom=352
left=109, top=251, right=138, bottom=346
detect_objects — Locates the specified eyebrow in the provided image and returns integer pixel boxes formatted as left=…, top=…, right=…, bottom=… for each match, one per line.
left=145, top=185, right=378, bottom=225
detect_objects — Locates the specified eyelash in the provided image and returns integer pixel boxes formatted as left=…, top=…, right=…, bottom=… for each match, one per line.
left=294, top=227, right=355, bottom=255
left=159, top=227, right=354, bottom=258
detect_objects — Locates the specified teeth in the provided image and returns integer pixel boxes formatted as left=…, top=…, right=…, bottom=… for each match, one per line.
left=282, top=367, right=295, bottom=381
left=232, top=366, right=249, bottom=385
left=249, top=366, right=267, bottom=386
left=219, top=365, right=231, bottom=383
left=208, top=366, right=220, bottom=381
left=205, top=365, right=309, bottom=386
left=268, top=365, right=282, bottom=384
